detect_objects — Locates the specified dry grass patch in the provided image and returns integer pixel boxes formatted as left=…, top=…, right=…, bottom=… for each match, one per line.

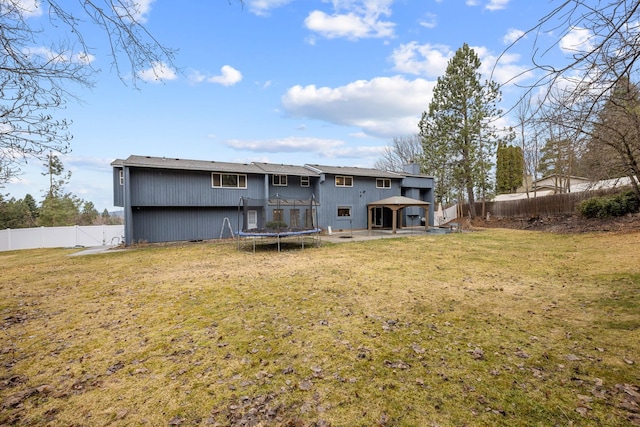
left=1, top=229, right=639, bottom=426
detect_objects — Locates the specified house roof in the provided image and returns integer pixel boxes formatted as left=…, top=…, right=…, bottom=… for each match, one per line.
left=112, top=155, right=264, bottom=174
left=112, top=155, right=412, bottom=179
left=306, top=164, right=402, bottom=178
left=252, top=162, right=320, bottom=177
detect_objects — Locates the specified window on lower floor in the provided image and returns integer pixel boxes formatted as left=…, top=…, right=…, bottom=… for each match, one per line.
left=272, top=209, right=284, bottom=223
left=337, top=206, right=352, bottom=217
left=212, top=173, right=247, bottom=188
left=273, top=174, right=287, bottom=186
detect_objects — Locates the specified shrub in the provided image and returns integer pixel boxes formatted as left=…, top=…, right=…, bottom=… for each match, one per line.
left=579, top=190, right=640, bottom=218
left=265, top=221, right=288, bottom=229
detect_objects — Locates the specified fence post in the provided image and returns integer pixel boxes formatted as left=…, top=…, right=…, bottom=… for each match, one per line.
left=41, top=226, right=45, bottom=248
left=7, top=228, right=11, bottom=251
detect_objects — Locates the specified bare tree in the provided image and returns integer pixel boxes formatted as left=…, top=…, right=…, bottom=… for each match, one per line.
left=500, top=1, right=640, bottom=200
left=1, top=0, right=242, bottom=184
left=374, top=134, right=423, bottom=172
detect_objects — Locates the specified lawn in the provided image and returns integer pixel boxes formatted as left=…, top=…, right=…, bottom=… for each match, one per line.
left=1, top=229, right=639, bottom=426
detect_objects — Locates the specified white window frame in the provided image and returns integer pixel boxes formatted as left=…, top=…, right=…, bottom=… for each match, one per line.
left=273, top=174, right=288, bottom=186
left=119, top=170, right=124, bottom=185
left=376, top=178, right=391, bottom=189
left=212, top=173, right=247, bottom=189
left=337, top=206, right=352, bottom=218
left=335, top=176, right=353, bottom=187
left=300, top=176, right=310, bottom=187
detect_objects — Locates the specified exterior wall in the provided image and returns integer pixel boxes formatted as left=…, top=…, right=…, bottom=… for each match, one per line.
left=131, top=207, right=237, bottom=243
left=113, top=157, right=434, bottom=244
left=113, top=167, right=124, bottom=207
left=266, top=175, right=317, bottom=200
left=129, top=168, right=264, bottom=207
left=316, top=175, right=402, bottom=231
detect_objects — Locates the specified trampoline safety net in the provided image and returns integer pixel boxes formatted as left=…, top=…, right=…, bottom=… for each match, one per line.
left=237, top=195, right=321, bottom=237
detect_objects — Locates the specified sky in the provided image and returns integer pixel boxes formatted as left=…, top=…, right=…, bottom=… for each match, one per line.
left=3, top=0, right=585, bottom=212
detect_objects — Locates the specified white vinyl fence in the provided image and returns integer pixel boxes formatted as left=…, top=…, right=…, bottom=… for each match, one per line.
left=435, top=204, right=458, bottom=226
left=0, top=225, right=124, bottom=252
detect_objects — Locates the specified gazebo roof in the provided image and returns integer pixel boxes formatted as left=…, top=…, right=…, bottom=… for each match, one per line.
left=368, top=195, right=431, bottom=208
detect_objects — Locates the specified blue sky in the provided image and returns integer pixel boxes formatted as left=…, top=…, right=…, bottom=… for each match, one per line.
left=3, top=0, right=584, bottom=211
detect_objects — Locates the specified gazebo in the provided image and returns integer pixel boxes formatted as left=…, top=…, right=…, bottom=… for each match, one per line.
left=367, top=196, right=431, bottom=233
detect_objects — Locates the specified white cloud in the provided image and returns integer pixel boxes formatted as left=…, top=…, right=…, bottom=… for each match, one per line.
left=222, top=136, right=344, bottom=153
left=390, top=42, right=532, bottom=87
left=390, top=42, right=452, bottom=78
left=188, top=66, right=242, bottom=86
left=281, top=76, right=435, bottom=138
left=221, top=136, right=384, bottom=160
left=137, top=61, right=177, bottom=83
left=419, top=12, right=437, bottom=29
left=560, top=27, right=594, bottom=54
left=247, top=0, right=294, bottom=16
left=486, top=0, right=510, bottom=11
left=304, top=0, right=395, bottom=40
left=22, top=46, right=95, bottom=65
left=114, top=0, right=155, bottom=23
left=7, top=0, right=42, bottom=17
left=503, top=28, right=524, bottom=45
left=209, top=65, right=243, bottom=86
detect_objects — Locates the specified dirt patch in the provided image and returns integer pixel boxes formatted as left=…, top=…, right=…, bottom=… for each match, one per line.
left=470, top=212, right=640, bottom=234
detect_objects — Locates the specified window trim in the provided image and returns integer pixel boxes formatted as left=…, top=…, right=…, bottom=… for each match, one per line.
left=337, top=206, right=352, bottom=218
left=376, top=178, right=391, bottom=189
left=212, top=173, right=247, bottom=189
left=335, top=175, right=353, bottom=187
left=272, top=174, right=288, bottom=187
left=300, top=176, right=310, bottom=187
left=119, top=170, right=124, bottom=186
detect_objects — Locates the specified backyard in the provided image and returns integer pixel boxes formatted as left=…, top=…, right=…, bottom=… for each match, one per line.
left=1, top=228, right=639, bottom=426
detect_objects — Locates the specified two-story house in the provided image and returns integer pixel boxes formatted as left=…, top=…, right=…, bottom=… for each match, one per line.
left=112, top=155, right=434, bottom=245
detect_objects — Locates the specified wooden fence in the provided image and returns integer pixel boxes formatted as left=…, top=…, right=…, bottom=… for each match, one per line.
left=461, top=187, right=631, bottom=219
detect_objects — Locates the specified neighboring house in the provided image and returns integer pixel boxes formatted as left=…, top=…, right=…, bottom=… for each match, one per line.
left=112, top=155, right=434, bottom=245
left=495, top=175, right=634, bottom=202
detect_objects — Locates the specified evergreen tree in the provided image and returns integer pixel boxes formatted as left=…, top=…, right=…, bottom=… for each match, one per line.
left=38, top=155, right=81, bottom=226
left=0, top=196, right=32, bottom=229
left=419, top=43, right=504, bottom=216
left=23, top=194, right=39, bottom=226
left=496, top=143, right=524, bottom=194
left=80, top=201, right=99, bottom=225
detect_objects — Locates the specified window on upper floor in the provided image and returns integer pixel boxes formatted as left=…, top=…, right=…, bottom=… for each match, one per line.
left=376, top=178, right=391, bottom=189
left=119, top=170, right=124, bottom=185
left=300, top=176, right=310, bottom=187
left=273, top=174, right=287, bottom=186
left=212, top=173, right=247, bottom=189
left=335, top=176, right=353, bottom=187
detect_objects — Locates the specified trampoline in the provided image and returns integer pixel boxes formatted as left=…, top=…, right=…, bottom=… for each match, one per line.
left=237, top=195, right=321, bottom=252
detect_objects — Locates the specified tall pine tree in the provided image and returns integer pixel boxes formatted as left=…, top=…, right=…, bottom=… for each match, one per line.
left=419, top=43, right=504, bottom=217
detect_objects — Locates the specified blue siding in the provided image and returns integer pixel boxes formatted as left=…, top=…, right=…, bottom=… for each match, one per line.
left=129, top=168, right=265, bottom=206
left=131, top=207, right=238, bottom=243
left=113, top=168, right=124, bottom=207
left=317, top=175, right=403, bottom=230
left=114, top=157, right=434, bottom=244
